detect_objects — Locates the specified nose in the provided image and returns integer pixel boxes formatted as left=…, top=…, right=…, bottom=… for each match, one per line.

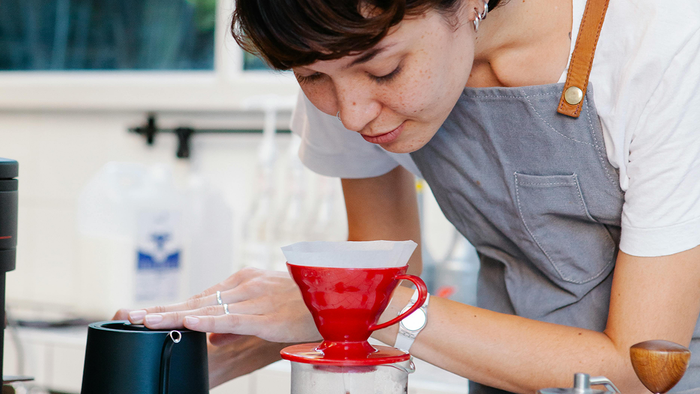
left=334, top=82, right=381, bottom=132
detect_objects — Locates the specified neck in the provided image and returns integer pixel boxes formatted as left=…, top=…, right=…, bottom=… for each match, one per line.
left=470, top=0, right=572, bottom=87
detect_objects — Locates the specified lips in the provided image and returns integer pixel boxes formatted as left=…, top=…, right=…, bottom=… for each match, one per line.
left=361, top=122, right=405, bottom=145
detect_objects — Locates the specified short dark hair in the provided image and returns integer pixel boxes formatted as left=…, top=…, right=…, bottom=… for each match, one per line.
left=232, top=0, right=502, bottom=70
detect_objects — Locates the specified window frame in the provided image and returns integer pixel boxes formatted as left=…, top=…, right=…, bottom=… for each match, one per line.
left=0, top=0, right=299, bottom=112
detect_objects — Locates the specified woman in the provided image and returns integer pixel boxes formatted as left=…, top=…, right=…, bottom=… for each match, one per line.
left=119, top=0, right=700, bottom=392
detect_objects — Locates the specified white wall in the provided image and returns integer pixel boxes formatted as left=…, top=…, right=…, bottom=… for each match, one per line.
left=0, top=109, right=303, bottom=310
left=0, top=108, right=458, bottom=318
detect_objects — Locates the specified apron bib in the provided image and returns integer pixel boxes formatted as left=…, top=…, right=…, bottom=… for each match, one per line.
left=409, top=1, right=700, bottom=390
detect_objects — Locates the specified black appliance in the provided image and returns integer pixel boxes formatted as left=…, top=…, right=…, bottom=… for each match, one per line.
left=0, top=158, right=32, bottom=385
left=81, top=321, right=208, bottom=394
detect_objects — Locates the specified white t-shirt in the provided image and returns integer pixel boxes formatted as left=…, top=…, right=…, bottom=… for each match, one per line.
left=290, top=0, right=700, bottom=258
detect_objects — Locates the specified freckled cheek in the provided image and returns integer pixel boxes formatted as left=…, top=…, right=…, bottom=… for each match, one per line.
left=391, top=70, right=443, bottom=116
left=377, top=86, right=415, bottom=116
left=301, top=85, right=337, bottom=115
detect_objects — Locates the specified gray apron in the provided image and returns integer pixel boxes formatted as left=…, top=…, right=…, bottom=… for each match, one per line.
left=410, top=83, right=700, bottom=393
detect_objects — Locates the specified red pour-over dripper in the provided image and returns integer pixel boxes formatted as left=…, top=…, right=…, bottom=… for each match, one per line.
left=282, top=241, right=428, bottom=366
left=280, top=241, right=427, bottom=366
left=287, top=263, right=427, bottom=359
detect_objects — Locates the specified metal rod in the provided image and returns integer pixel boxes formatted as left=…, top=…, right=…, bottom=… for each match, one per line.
left=128, top=113, right=291, bottom=158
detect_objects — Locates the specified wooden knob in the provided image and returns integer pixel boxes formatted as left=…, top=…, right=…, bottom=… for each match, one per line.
left=630, top=340, right=691, bottom=393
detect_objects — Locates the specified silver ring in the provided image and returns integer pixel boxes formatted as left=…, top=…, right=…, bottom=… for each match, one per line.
left=223, top=303, right=230, bottom=315
left=216, top=290, right=222, bottom=305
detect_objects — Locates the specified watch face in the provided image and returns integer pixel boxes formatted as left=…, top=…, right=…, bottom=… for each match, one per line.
left=401, top=309, right=427, bottom=331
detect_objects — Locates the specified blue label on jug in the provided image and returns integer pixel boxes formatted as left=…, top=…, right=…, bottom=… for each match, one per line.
left=137, top=233, right=181, bottom=269
left=135, top=211, right=182, bottom=302
left=137, top=251, right=180, bottom=269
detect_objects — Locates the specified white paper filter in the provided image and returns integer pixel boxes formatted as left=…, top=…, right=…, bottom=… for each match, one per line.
left=281, top=241, right=417, bottom=269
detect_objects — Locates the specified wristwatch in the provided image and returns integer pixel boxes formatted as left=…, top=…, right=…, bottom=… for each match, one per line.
left=394, top=289, right=430, bottom=352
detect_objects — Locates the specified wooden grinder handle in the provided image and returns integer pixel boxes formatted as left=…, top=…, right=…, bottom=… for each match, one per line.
left=630, top=340, right=691, bottom=394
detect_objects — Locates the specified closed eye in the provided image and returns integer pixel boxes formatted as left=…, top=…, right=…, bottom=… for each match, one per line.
left=295, top=62, right=403, bottom=85
left=294, top=72, right=324, bottom=84
left=369, top=64, right=402, bottom=84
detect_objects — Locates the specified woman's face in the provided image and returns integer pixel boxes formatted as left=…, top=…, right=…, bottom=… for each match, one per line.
left=293, top=6, right=476, bottom=153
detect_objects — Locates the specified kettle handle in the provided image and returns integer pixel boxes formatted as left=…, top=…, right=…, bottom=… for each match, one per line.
left=158, top=331, right=182, bottom=394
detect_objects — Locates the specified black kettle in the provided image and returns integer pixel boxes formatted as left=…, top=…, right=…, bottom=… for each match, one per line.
left=80, top=321, right=209, bottom=394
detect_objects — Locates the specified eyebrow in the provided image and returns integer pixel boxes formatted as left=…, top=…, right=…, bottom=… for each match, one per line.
left=346, top=43, right=396, bottom=69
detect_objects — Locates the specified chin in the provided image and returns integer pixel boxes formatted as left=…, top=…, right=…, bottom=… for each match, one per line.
left=380, top=137, right=430, bottom=154
left=380, top=125, right=437, bottom=154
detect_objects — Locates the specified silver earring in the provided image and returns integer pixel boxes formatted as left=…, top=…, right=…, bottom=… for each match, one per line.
left=473, top=0, right=489, bottom=32
left=336, top=111, right=342, bottom=122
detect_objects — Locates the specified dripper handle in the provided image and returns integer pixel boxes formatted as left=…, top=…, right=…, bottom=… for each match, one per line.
left=369, top=274, right=428, bottom=332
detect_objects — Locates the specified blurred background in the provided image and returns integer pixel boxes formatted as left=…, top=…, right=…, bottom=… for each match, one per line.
left=0, top=1, right=477, bottom=393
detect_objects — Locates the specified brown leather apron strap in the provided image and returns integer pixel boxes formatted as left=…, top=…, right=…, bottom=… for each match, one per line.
left=557, top=0, right=611, bottom=118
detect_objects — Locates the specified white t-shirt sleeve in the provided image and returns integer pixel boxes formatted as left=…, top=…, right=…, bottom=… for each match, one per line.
left=619, top=29, right=700, bottom=257
left=290, top=91, right=420, bottom=178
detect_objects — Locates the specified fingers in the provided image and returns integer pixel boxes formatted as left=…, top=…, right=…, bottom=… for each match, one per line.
left=127, top=300, right=206, bottom=324
left=128, top=309, right=147, bottom=323
left=139, top=306, right=267, bottom=336
left=120, top=268, right=301, bottom=341
left=140, top=304, right=226, bottom=329
left=112, top=308, right=132, bottom=321
left=144, top=295, right=218, bottom=316
left=139, top=300, right=262, bottom=329
left=128, top=269, right=266, bottom=325
left=203, top=285, right=259, bottom=307
left=184, top=313, right=267, bottom=336
left=128, top=287, right=259, bottom=325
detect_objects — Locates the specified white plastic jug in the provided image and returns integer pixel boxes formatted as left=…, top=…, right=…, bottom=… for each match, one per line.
left=77, top=162, right=186, bottom=319
left=183, top=174, right=235, bottom=295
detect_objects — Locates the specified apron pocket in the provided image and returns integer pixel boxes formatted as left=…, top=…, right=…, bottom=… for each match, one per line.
left=514, top=173, right=616, bottom=284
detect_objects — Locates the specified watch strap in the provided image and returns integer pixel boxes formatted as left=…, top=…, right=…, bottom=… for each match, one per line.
left=395, top=289, right=429, bottom=352
left=395, top=325, right=417, bottom=352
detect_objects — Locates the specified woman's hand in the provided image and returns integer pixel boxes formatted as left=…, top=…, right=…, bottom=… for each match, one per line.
left=124, top=267, right=321, bottom=343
